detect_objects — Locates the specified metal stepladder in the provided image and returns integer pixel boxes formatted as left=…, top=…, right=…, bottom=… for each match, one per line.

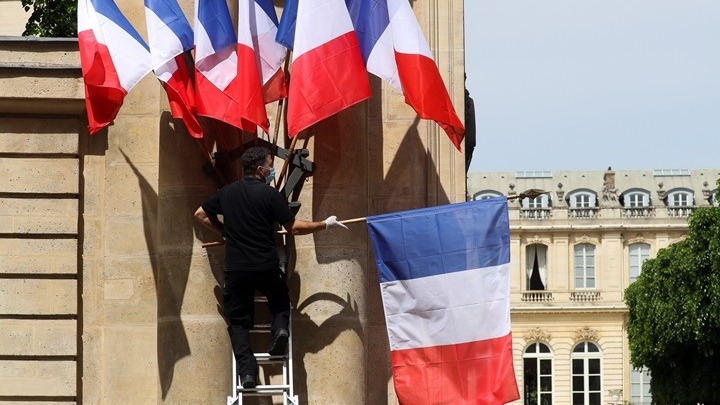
left=226, top=296, right=299, bottom=405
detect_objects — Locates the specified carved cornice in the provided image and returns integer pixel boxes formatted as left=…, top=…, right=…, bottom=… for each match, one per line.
left=572, top=235, right=599, bottom=245
left=523, top=327, right=552, bottom=343
left=625, top=234, right=647, bottom=245
left=574, top=326, right=600, bottom=342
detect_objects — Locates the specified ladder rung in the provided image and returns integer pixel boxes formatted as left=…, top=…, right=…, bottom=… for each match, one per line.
left=238, top=384, right=291, bottom=394
left=254, top=352, right=287, bottom=361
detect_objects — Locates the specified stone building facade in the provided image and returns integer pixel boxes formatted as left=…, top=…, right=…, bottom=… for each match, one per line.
left=468, top=169, right=720, bottom=405
left=0, top=1, right=466, bottom=404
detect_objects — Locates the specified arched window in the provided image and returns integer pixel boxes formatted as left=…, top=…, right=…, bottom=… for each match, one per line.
left=574, top=244, right=596, bottom=289
left=526, top=244, right=548, bottom=290
left=571, top=342, right=602, bottom=405
left=629, top=243, right=650, bottom=283
left=523, top=343, right=553, bottom=404
left=630, top=367, right=652, bottom=404
left=523, top=194, right=550, bottom=209
left=473, top=190, right=503, bottom=200
left=666, top=189, right=694, bottom=207
left=622, top=189, right=651, bottom=208
left=567, top=190, right=597, bottom=208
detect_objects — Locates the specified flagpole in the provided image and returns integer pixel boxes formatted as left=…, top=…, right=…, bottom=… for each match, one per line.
left=200, top=192, right=549, bottom=249
left=271, top=50, right=291, bottom=149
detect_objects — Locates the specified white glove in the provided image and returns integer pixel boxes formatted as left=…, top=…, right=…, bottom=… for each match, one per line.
left=324, top=215, right=348, bottom=230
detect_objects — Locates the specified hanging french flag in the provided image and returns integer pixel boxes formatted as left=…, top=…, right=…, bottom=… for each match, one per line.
left=347, top=0, right=466, bottom=151
left=78, top=0, right=152, bottom=134
left=277, top=0, right=371, bottom=136
left=244, top=0, right=288, bottom=104
left=367, top=198, right=520, bottom=405
left=194, top=0, right=256, bottom=132
left=145, top=0, right=202, bottom=138
left=234, top=0, right=287, bottom=133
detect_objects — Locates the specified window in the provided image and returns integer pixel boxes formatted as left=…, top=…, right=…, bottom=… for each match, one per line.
left=526, top=244, right=548, bottom=290
left=710, top=190, right=719, bottom=207
left=629, top=243, right=650, bottom=283
left=523, top=194, right=550, bottom=209
left=574, top=244, right=595, bottom=289
left=473, top=190, right=503, bottom=200
left=624, top=191, right=650, bottom=208
left=630, top=367, right=652, bottom=404
left=667, top=190, right=693, bottom=207
left=568, top=191, right=596, bottom=208
left=524, top=343, right=553, bottom=405
left=571, top=342, right=602, bottom=405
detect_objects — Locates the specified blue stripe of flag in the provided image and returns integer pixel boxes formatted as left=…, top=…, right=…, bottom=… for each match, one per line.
left=367, top=198, right=510, bottom=283
left=145, top=0, right=194, bottom=51
left=345, top=0, right=390, bottom=63
left=255, top=0, right=279, bottom=26
left=275, top=0, right=297, bottom=50
left=197, top=0, right=236, bottom=52
left=90, top=0, right=150, bottom=51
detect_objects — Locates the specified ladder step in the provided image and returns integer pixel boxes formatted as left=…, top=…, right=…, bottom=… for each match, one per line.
left=238, top=384, right=291, bottom=394
left=254, top=352, right=287, bottom=361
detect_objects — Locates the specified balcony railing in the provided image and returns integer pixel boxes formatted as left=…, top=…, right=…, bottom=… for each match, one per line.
left=521, top=291, right=554, bottom=302
left=569, top=208, right=598, bottom=219
left=668, top=206, right=695, bottom=218
left=622, top=207, right=654, bottom=218
left=520, top=208, right=552, bottom=220
left=570, top=290, right=602, bottom=302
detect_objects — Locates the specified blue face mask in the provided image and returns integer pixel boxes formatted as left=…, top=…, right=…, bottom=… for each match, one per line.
left=264, top=167, right=276, bottom=184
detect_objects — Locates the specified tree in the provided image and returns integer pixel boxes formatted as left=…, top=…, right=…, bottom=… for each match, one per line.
left=625, top=181, right=720, bottom=404
left=22, top=0, right=77, bottom=37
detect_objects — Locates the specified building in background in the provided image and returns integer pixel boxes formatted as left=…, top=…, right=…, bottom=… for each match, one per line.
left=469, top=168, right=719, bottom=405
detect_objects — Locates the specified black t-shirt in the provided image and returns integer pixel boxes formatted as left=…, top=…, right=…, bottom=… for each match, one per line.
left=202, top=177, right=294, bottom=271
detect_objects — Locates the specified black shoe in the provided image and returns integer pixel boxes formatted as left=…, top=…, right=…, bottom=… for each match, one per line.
left=267, top=328, right=289, bottom=355
left=241, top=374, right=257, bottom=389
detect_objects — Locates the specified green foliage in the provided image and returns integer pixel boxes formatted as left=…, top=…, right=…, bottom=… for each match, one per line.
left=21, top=0, right=77, bottom=37
left=625, top=206, right=720, bottom=404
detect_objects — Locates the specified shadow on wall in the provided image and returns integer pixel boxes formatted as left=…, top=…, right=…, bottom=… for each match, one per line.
left=121, top=113, right=230, bottom=400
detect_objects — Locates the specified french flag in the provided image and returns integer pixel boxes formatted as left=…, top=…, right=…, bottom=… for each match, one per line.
left=145, top=0, right=202, bottom=138
left=347, top=0, right=466, bottom=151
left=194, top=0, right=257, bottom=132
left=78, top=0, right=152, bottom=134
left=277, top=0, right=371, bottom=136
left=243, top=0, right=288, bottom=104
left=367, top=198, right=520, bottom=405
left=234, top=0, right=288, bottom=133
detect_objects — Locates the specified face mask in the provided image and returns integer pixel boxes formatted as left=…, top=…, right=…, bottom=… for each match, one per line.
left=264, top=167, right=276, bottom=184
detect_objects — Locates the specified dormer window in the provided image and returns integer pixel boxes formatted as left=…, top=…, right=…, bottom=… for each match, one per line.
left=473, top=190, right=503, bottom=200
left=621, top=189, right=652, bottom=218
left=520, top=194, right=551, bottom=219
left=567, top=190, right=598, bottom=218
left=666, top=189, right=695, bottom=217
left=709, top=190, right=718, bottom=207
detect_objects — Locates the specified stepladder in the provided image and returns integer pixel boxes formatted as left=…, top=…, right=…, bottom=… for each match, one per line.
left=227, top=297, right=299, bottom=405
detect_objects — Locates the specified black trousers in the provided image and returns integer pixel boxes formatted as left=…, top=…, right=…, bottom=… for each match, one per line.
left=223, top=269, right=290, bottom=376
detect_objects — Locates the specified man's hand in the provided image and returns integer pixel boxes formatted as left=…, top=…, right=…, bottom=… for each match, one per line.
left=324, top=216, right=348, bottom=230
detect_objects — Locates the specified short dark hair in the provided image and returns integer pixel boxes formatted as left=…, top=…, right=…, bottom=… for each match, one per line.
left=241, top=146, right=271, bottom=175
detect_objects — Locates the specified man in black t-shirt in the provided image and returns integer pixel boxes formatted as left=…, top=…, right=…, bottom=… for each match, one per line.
left=194, top=146, right=347, bottom=389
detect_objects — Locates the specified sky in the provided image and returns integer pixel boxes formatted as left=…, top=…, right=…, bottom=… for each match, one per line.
left=464, top=0, right=720, bottom=173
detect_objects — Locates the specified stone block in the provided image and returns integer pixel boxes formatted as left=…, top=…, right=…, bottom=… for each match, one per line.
left=0, top=158, right=78, bottom=193
left=0, top=74, right=84, bottom=100
left=82, top=155, right=105, bottom=217
left=104, top=164, right=158, bottom=218
left=105, top=117, right=160, bottom=166
left=12, top=239, right=77, bottom=257
left=0, top=253, right=76, bottom=275
left=104, top=216, right=155, bottom=256
left=0, top=120, right=79, bottom=154
left=0, top=360, right=75, bottom=396
left=0, top=319, right=76, bottom=356
left=102, top=256, right=157, bottom=324
left=0, top=279, right=76, bottom=315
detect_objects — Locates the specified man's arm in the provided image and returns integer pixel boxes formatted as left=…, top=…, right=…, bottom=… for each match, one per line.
left=194, top=206, right=224, bottom=236
left=283, top=216, right=347, bottom=236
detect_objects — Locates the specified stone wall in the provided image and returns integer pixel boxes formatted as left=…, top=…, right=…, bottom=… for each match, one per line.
left=0, top=1, right=466, bottom=403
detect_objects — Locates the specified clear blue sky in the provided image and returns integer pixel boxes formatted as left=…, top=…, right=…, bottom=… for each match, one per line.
left=464, top=0, right=720, bottom=173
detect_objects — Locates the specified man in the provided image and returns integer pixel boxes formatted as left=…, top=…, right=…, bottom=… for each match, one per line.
left=194, top=146, right=347, bottom=389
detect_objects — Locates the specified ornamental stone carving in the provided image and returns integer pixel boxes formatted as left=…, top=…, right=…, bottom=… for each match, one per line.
left=601, top=169, right=619, bottom=206
left=574, top=326, right=600, bottom=342
left=626, top=234, right=647, bottom=245
left=523, top=327, right=552, bottom=343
